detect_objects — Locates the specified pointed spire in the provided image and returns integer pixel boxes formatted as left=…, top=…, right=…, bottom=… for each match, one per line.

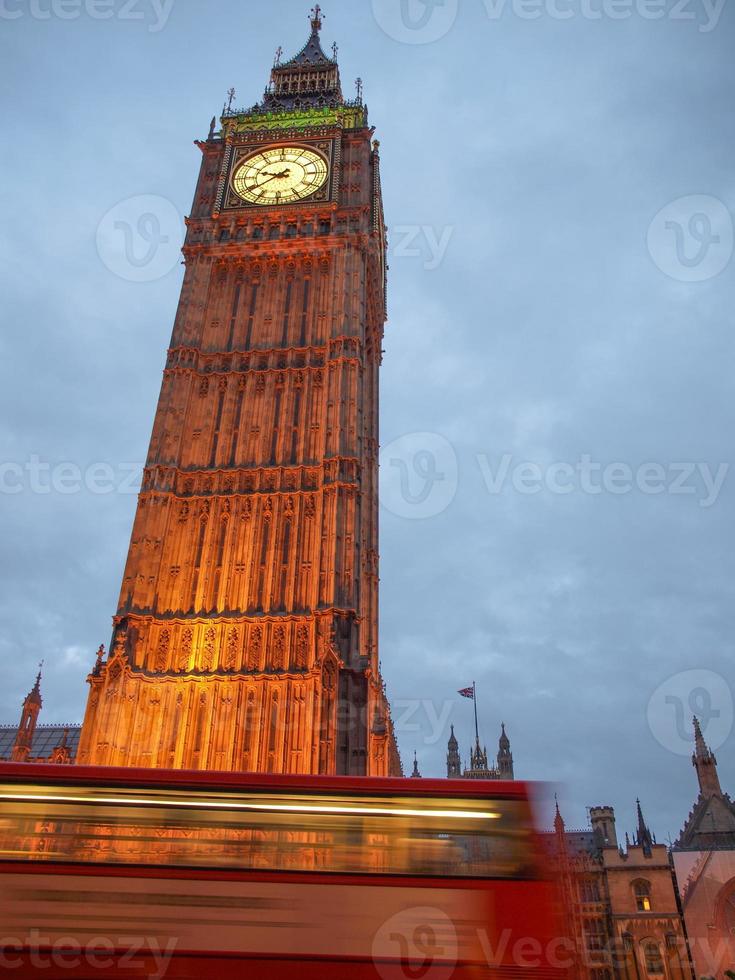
left=469, top=735, right=488, bottom=773
left=29, top=661, right=43, bottom=703
left=411, top=751, right=422, bottom=778
left=446, top=724, right=461, bottom=778
left=693, top=715, right=708, bottom=756
left=262, top=8, right=343, bottom=110
left=692, top=716, right=723, bottom=797
left=12, top=663, right=44, bottom=761
left=497, top=722, right=514, bottom=778
left=554, top=795, right=565, bottom=834
left=31, top=660, right=43, bottom=700
left=635, top=799, right=654, bottom=855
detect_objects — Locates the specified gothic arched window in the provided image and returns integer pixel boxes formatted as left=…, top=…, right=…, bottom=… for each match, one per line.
left=633, top=878, right=652, bottom=912
left=642, top=940, right=664, bottom=974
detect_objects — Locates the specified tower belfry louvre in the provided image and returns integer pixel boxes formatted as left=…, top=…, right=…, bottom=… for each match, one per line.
left=76, top=8, right=400, bottom=777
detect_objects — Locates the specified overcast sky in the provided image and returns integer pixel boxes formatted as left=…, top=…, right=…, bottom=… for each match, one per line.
left=1, top=0, right=733, bottom=840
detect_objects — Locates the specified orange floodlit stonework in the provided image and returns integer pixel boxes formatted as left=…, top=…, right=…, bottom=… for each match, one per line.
left=76, top=10, right=400, bottom=777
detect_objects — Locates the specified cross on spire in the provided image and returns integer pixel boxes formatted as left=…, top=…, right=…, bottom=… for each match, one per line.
left=22, top=660, right=44, bottom=707
left=310, top=5, right=323, bottom=32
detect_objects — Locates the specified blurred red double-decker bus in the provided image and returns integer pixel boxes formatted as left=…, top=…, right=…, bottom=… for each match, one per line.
left=0, top=763, right=573, bottom=979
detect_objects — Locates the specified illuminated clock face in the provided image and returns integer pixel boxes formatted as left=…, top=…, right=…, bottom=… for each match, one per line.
left=232, top=146, right=329, bottom=205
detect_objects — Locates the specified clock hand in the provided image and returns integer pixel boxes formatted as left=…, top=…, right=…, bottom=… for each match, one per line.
left=246, top=169, right=291, bottom=191
left=246, top=175, right=279, bottom=191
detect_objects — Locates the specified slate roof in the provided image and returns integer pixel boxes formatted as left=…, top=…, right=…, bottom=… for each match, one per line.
left=279, top=28, right=336, bottom=69
left=675, top=792, right=735, bottom=850
left=0, top=725, right=81, bottom=762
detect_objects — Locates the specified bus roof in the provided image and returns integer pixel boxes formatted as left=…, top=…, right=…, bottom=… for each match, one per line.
left=0, top=761, right=532, bottom=801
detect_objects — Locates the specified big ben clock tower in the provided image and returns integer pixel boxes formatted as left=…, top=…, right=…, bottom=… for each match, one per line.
left=77, top=7, right=400, bottom=777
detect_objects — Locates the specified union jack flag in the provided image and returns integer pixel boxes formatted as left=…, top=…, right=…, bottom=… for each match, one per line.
left=458, top=686, right=474, bottom=699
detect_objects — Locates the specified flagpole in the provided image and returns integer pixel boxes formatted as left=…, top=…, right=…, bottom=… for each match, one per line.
left=473, top=680, right=479, bottom=743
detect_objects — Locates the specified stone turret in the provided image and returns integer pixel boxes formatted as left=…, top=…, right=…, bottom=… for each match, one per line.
left=11, top=666, right=43, bottom=762
left=497, top=722, right=514, bottom=778
left=447, top=724, right=461, bottom=778
left=589, top=805, right=618, bottom=847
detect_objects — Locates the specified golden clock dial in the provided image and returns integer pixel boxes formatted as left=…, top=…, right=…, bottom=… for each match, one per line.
left=232, top=146, right=329, bottom=205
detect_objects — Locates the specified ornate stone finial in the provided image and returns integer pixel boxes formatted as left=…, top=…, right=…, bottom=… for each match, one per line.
left=371, top=703, right=387, bottom=736
left=274, top=45, right=283, bottom=67
left=355, top=77, right=363, bottom=102
left=226, top=87, right=236, bottom=112
left=332, top=41, right=339, bottom=60
left=372, top=139, right=381, bottom=153
left=208, top=116, right=216, bottom=140
left=310, top=4, right=323, bottom=32
left=112, top=627, right=128, bottom=661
